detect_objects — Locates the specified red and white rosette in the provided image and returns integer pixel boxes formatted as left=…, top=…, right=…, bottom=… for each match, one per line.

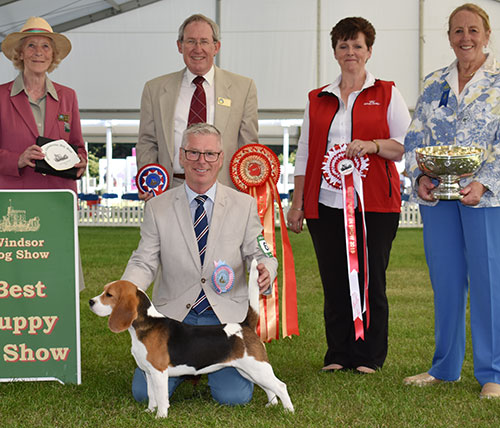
left=322, top=144, right=370, bottom=341
left=136, top=164, right=170, bottom=197
left=231, top=144, right=299, bottom=342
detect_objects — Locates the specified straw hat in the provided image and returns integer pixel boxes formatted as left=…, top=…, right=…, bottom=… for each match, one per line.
left=1, top=16, right=72, bottom=61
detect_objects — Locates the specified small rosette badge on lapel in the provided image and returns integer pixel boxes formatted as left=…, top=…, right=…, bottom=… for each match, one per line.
left=212, top=261, right=235, bottom=294
left=136, top=164, right=170, bottom=197
left=230, top=144, right=299, bottom=342
left=322, top=144, right=370, bottom=341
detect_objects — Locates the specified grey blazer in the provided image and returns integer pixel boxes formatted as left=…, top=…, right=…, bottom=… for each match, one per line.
left=121, top=182, right=277, bottom=323
left=136, top=66, right=259, bottom=188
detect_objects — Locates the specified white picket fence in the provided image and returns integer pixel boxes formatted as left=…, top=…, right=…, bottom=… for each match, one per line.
left=78, top=202, right=422, bottom=228
left=78, top=205, right=143, bottom=226
left=399, top=202, right=423, bottom=227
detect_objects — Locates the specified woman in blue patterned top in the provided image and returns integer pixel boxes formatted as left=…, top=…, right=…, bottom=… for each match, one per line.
left=404, top=3, right=500, bottom=399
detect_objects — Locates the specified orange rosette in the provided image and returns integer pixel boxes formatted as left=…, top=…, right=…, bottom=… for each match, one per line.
left=231, top=144, right=299, bottom=342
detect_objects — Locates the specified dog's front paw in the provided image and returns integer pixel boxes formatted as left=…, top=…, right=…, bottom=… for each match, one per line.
left=266, top=395, right=279, bottom=407
left=155, top=408, right=169, bottom=418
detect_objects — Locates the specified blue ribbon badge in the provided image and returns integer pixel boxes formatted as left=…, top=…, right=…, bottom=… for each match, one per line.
left=439, top=82, right=451, bottom=107
left=212, top=260, right=235, bottom=294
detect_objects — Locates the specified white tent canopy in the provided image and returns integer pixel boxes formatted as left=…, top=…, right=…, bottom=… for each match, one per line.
left=2, top=0, right=500, bottom=116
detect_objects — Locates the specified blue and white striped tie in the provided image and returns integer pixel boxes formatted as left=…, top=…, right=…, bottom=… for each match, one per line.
left=192, top=195, right=210, bottom=314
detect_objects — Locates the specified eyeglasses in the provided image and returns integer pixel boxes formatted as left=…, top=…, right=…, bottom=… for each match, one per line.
left=183, top=39, right=215, bottom=48
left=182, top=148, right=222, bottom=163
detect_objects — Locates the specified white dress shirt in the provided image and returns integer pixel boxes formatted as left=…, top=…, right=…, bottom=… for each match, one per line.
left=295, top=71, right=410, bottom=209
left=173, top=66, right=216, bottom=173
left=185, top=182, right=217, bottom=224
left=446, top=54, right=491, bottom=101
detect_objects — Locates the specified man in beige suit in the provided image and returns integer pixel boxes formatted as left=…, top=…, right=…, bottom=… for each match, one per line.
left=136, top=14, right=258, bottom=199
left=123, top=123, right=277, bottom=405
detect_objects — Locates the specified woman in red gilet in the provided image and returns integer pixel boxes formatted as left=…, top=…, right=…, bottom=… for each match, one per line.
left=287, top=17, right=410, bottom=373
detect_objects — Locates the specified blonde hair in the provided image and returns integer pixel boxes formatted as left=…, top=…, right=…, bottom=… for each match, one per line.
left=448, top=3, right=491, bottom=34
left=11, top=36, right=61, bottom=73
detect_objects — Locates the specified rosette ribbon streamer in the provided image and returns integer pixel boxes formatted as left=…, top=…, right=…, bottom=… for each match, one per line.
left=230, top=144, right=299, bottom=342
left=322, top=145, right=370, bottom=340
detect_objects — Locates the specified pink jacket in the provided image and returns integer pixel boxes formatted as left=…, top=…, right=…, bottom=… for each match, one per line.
left=0, top=78, right=86, bottom=193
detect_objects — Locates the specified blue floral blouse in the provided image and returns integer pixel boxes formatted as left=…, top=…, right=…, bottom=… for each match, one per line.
left=405, top=54, right=500, bottom=207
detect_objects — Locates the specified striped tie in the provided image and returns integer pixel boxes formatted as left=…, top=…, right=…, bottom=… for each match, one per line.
left=192, top=195, right=210, bottom=314
left=187, top=76, right=207, bottom=126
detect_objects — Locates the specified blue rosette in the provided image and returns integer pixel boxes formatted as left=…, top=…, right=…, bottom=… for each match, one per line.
left=211, top=260, right=235, bottom=294
left=136, top=163, right=169, bottom=196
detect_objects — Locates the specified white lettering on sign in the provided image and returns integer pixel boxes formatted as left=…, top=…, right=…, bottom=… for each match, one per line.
left=3, top=343, right=70, bottom=362
left=0, top=238, right=45, bottom=247
left=0, top=315, right=59, bottom=335
left=0, top=280, right=47, bottom=299
left=16, top=250, right=50, bottom=260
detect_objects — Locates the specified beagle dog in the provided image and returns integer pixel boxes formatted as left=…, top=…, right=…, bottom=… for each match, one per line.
left=89, top=260, right=294, bottom=418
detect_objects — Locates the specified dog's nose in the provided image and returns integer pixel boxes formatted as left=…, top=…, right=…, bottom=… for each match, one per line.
left=89, top=299, right=95, bottom=307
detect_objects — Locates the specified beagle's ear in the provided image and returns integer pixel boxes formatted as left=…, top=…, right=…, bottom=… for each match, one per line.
left=108, top=292, right=138, bottom=333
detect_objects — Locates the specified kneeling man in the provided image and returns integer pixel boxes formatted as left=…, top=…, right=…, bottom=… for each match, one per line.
left=122, top=123, right=277, bottom=405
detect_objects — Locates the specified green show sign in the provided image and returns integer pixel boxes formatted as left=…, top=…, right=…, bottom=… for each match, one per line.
left=0, top=190, right=81, bottom=384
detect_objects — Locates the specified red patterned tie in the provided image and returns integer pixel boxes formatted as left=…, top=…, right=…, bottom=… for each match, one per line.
left=188, top=76, right=207, bottom=126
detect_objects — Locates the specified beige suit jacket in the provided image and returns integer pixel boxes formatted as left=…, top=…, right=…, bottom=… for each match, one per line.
left=136, top=66, right=259, bottom=188
left=121, top=182, right=277, bottom=323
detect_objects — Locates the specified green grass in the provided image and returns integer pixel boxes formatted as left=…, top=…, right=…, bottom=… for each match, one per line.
left=1, top=227, right=498, bottom=427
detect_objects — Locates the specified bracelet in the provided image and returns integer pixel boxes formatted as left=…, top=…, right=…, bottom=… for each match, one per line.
left=372, top=139, right=380, bottom=154
left=290, top=207, right=303, bottom=211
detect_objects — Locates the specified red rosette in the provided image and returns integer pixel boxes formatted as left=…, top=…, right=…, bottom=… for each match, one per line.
left=322, top=144, right=369, bottom=189
left=136, top=163, right=170, bottom=196
left=230, top=144, right=280, bottom=192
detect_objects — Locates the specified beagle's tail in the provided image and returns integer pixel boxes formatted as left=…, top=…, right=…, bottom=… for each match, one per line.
left=244, top=259, right=260, bottom=331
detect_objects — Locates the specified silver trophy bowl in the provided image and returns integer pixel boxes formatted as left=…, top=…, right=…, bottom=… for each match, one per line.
left=416, top=145, right=485, bottom=200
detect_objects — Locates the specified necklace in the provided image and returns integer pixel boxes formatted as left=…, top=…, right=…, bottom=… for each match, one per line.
left=458, top=65, right=477, bottom=79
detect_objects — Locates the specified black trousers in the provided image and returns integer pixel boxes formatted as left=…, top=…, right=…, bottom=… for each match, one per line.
left=307, top=204, right=399, bottom=369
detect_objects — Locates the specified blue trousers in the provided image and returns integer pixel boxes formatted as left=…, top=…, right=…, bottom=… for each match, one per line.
left=131, top=309, right=254, bottom=405
left=421, top=202, right=500, bottom=385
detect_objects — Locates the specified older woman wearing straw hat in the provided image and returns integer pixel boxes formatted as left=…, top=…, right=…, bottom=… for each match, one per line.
left=0, top=16, right=87, bottom=192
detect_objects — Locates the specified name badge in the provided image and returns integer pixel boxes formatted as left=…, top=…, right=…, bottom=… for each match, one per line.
left=217, top=97, right=231, bottom=107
